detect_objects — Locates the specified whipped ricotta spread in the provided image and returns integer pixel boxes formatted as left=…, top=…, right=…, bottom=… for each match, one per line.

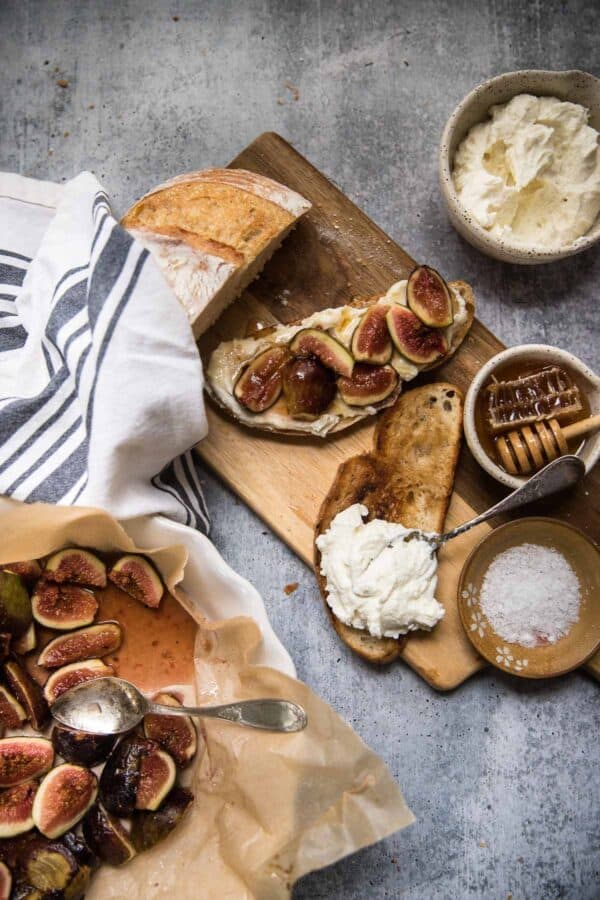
left=453, top=93, right=600, bottom=248
left=316, top=504, right=445, bottom=639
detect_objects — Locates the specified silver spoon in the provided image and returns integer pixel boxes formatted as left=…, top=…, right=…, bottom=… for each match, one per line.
left=403, top=454, right=585, bottom=553
left=51, top=677, right=308, bottom=735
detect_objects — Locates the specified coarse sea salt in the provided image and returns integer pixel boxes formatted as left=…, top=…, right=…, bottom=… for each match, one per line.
left=480, top=543, right=581, bottom=648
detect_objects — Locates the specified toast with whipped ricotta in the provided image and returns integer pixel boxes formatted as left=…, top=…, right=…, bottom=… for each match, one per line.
left=314, top=383, right=464, bottom=663
left=122, top=169, right=311, bottom=338
left=206, top=268, right=474, bottom=436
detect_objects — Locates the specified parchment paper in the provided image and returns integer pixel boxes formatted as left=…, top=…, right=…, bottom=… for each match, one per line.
left=0, top=501, right=414, bottom=898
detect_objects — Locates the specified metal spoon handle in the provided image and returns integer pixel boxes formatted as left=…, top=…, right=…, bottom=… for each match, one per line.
left=147, top=698, right=308, bottom=733
left=436, top=454, right=585, bottom=547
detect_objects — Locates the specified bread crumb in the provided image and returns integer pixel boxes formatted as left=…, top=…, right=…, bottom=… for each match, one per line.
left=172, top=15, right=179, bottom=21
left=284, top=80, right=300, bottom=101
left=56, top=79, right=69, bottom=88
left=479, top=840, right=487, bottom=848
left=284, top=582, right=298, bottom=595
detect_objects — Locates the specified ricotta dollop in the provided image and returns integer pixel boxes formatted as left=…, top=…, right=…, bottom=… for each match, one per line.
left=316, top=504, right=445, bottom=639
left=452, top=93, right=600, bottom=248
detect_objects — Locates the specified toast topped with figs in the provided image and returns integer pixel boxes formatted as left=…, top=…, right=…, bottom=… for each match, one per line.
left=206, top=267, right=474, bottom=436
left=314, top=383, right=464, bottom=663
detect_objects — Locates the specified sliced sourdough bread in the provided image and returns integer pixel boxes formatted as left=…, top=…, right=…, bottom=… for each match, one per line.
left=122, top=169, right=311, bottom=338
left=314, top=383, right=464, bottom=663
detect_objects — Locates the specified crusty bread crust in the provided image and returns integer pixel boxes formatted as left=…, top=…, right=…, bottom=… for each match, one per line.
left=206, top=281, right=475, bottom=436
left=314, top=383, right=464, bottom=663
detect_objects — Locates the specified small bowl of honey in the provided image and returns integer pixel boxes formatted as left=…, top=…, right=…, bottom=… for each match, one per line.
left=464, top=344, right=600, bottom=489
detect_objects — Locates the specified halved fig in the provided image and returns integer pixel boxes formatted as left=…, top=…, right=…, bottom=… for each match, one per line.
left=351, top=306, right=392, bottom=365
left=282, top=356, right=336, bottom=420
left=289, top=329, right=354, bottom=377
left=406, top=265, right=453, bottom=328
left=0, top=685, right=27, bottom=730
left=337, top=363, right=399, bottom=407
left=32, top=764, right=97, bottom=839
left=23, top=839, right=89, bottom=896
left=4, top=660, right=49, bottom=731
left=0, top=561, right=41, bottom=587
left=51, top=725, right=116, bottom=767
left=12, top=623, right=37, bottom=656
left=135, top=747, right=176, bottom=811
left=38, top=621, right=122, bottom=669
left=130, top=785, right=194, bottom=852
left=108, top=555, right=164, bottom=609
left=44, top=549, right=107, bottom=589
left=233, top=345, right=290, bottom=413
left=100, top=735, right=155, bottom=817
left=43, top=659, right=113, bottom=706
left=0, top=861, right=10, bottom=900
left=82, top=802, right=136, bottom=866
left=0, top=781, right=38, bottom=837
left=0, top=738, right=53, bottom=787
left=386, top=306, right=448, bottom=365
left=31, top=583, right=98, bottom=631
left=0, top=572, right=32, bottom=638
left=9, top=885, right=37, bottom=900
left=143, top=692, right=198, bottom=768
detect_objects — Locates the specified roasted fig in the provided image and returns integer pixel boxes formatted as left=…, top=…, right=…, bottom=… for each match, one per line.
left=130, top=785, right=193, bottom=852
left=9, top=885, right=40, bottom=900
left=12, top=623, right=37, bottom=656
left=0, top=861, right=10, bottom=900
left=0, top=634, right=10, bottom=662
left=0, top=738, right=53, bottom=787
left=282, top=356, right=336, bottom=420
left=406, top=265, right=453, bottom=328
left=23, top=839, right=90, bottom=897
left=4, top=661, right=49, bottom=731
left=108, top=555, right=164, bottom=609
left=351, top=305, right=393, bottom=365
left=38, top=621, right=122, bottom=669
left=0, top=685, right=26, bottom=730
left=100, top=735, right=155, bottom=817
left=43, top=659, right=113, bottom=706
left=0, top=561, right=41, bottom=588
left=135, top=748, right=176, bottom=811
left=0, top=781, right=38, bottom=837
left=143, top=692, right=198, bottom=768
left=82, top=802, right=136, bottom=866
left=0, top=572, right=32, bottom=638
left=44, top=549, right=107, bottom=589
left=233, top=345, right=290, bottom=413
left=289, top=328, right=354, bottom=378
left=386, top=306, right=448, bottom=365
left=32, top=764, right=97, bottom=838
left=51, top=725, right=116, bottom=767
left=337, top=363, right=399, bottom=407
left=61, top=830, right=97, bottom=870
left=31, top=583, right=98, bottom=631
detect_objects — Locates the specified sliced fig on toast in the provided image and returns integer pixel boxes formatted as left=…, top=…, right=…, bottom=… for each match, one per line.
left=337, top=364, right=399, bottom=407
left=108, top=555, right=164, bottom=609
left=351, top=306, right=392, bottom=365
left=32, top=764, right=97, bottom=839
left=82, top=802, right=136, bottom=866
left=0, top=738, right=53, bottom=787
left=0, top=685, right=27, bottom=730
left=31, top=583, right=98, bottom=631
left=44, top=549, right=107, bottom=589
left=233, top=345, right=290, bottom=413
left=4, top=660, right=49, bottom=731
left=43, top=659, right=114, bottom=706
left=289, top=329, right=354, bottom=378
left=406, top=265, right=453, bottom=328
left=282, top=357, right=336, bottom=420
left=0, top=781, right=38, bottom=837
left=38, top=622, right=122, bottom=669
left=386, top=306, right=448, bottom=365
left=143, top=692, right=198, bottom=768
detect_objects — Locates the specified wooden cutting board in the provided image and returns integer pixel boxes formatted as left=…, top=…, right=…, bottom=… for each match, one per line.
left=196, top=132, right=600, bottom=690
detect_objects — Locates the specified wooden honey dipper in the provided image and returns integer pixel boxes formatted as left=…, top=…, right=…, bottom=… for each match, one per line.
left=496, top=413, right=600, bottom=475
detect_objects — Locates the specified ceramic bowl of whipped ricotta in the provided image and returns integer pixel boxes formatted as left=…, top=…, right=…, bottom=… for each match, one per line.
left=439, top=70, right=600, bottom=263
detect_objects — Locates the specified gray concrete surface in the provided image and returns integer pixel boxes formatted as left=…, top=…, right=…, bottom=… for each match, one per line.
left=2, top=1, right=599, bottom=897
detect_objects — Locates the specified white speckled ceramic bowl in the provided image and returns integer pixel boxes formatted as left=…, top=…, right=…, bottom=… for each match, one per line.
left=464, top=344, right=600, bottom=489
left=439, top=69, right=600, bottom=264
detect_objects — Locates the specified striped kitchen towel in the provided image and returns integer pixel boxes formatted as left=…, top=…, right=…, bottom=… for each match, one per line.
left=0, top=171, right=209, bottom=533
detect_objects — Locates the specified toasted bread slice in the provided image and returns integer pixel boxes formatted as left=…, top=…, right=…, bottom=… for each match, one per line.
left=314, top=383, right=464, bottom=663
